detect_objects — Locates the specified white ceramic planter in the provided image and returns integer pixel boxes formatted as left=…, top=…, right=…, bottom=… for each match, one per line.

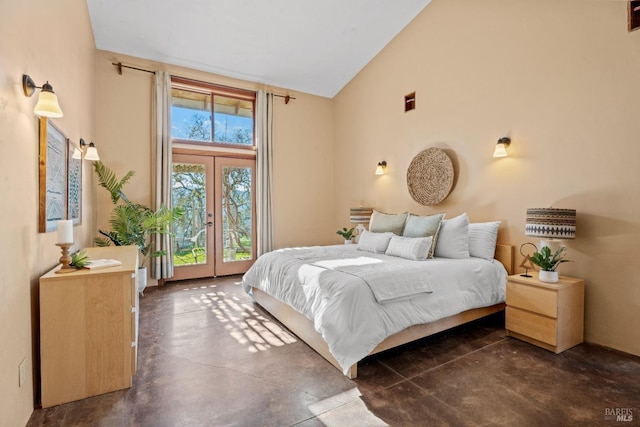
left=344, top=239, right=353, bottom=245
left=136, top=266, right=148, bottom=294
left=539, top=270, right=559, bottom=283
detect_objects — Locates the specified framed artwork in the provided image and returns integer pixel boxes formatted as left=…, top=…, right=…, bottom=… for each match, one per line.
left=67, top=139, right=82, bottom=225
left=630, top=1, right=640, bottom=32
left=39, top=117, right=68, bottom=232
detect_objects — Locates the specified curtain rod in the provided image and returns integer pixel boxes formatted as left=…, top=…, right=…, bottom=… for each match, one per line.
left=273, top=94, right=296, bottom=104
left=112, top=61, right=296, bottom=104
left=112, top=62, right=156, bottom=75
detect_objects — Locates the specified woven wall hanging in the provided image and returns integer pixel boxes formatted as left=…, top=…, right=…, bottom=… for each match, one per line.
left=406, top=147, right=454, bottom=205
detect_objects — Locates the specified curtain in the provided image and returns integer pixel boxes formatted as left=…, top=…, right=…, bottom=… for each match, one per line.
left=151, top=70, right=174, bottom=279
left=256, top=90, right=274, bottom=256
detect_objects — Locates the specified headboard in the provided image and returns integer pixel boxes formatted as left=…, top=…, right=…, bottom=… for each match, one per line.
left=495, top=244, right=514, bottom=275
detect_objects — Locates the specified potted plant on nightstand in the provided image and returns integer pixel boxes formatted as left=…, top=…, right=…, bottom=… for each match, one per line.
left=336, top=227, right=355, bottom=244
left=93, top=161, right=183, bottom=294
left=530, top=245, right=570, bottom=283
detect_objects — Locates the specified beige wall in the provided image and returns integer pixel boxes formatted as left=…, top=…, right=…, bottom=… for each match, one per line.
left=94, top=51, right=335, bottom=259
left=0, top=1, right=97, bottom=425
left=333, top=0, right=640, bottom=356
left=271, top=90, right=335, bottom=248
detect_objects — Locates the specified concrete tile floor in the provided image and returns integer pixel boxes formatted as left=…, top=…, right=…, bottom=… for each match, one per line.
left=27, top=276, right=640, bottom=426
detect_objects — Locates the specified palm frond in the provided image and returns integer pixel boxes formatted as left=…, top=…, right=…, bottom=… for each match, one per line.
left=97, top=229, right=127, bottom=246
left=93, top=161, right=135, bottom=205
left=141, top=205, right=184, bottom=235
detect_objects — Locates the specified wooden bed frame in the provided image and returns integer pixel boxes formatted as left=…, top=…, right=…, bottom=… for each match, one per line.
left=251, top=244, right=514, bottom=379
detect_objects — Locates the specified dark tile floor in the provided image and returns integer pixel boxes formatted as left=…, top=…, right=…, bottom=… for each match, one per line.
left=27, top=276, right=640, bottom=427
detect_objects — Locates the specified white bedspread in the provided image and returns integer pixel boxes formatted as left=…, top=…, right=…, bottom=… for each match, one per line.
left=312, top=255, right=434, bottom=304
left=242, top=245, right=507, bottom=374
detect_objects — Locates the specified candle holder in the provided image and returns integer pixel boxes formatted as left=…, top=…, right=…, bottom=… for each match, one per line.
left=55, top=243, right=76, bottom=274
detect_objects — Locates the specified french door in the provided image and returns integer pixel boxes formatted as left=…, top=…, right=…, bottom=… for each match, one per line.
left=170, top=153, right=256, bottom=280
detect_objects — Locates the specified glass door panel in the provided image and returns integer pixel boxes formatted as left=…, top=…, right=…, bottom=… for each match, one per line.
left=170, top=154, right=214, bottom=281
left=214, top=157, right=256, bottom=276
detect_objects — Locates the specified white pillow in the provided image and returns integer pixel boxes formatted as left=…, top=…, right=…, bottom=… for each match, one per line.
left=369, top=210, right=409, bottom=235
left=434, top=213, right=470, bottom=259
left=357, top=231, right=394, bottom=254
left=385, top=236, right=433, bottom=261
left=469, top=221, right=501, bottom=260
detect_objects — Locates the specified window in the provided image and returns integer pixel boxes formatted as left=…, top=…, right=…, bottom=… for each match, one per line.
left=171, top=78, right=255, bottom=148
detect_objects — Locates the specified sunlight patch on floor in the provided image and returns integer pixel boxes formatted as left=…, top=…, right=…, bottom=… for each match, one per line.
left=187, top=289, right=297, bottom=353
left=308, top=388, right=389, bottom=427
left=181, top=283, right=217, bottom=291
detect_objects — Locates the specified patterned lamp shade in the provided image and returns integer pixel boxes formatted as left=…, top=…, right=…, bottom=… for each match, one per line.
left=350, top=207, right=373, bottom=224
left=525, top=208, right=576, bottom=239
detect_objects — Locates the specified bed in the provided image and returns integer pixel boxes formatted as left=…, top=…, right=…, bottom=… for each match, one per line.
left=242, top=229, right=514, bottom=379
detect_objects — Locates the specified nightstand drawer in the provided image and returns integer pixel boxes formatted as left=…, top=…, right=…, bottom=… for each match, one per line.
left=506, top=281, right=557, bottom=318
left=506, top=307, right=557, bottom=346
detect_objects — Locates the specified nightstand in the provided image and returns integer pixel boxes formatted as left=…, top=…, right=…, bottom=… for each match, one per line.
left=505, top=273, right=584, bottom=353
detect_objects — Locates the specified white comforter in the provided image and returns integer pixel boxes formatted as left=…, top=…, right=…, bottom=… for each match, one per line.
left=242, top=245, right=507, bottom=374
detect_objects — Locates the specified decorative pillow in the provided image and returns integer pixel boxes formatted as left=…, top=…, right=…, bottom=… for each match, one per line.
left=434, top=213, right=470, bottom=259
left=469, top=221, right=501, bottom=260
left=369, top=210, right=409, bottom=235
left=385, top=236, right=433, bottom=261
left=402, top=212, right=445, bottom=258
left=357, top=230, right=394, bottom=254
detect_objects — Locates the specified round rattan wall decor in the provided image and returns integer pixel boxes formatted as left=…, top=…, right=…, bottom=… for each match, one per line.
left=406, top=147, right=454, bottom=206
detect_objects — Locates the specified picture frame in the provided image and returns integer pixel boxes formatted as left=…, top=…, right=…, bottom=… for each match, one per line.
left=39, top=117, right=68, bottom=232
left=67, top=139, right=82, bottom=226
left=630, top=1, right=640, bottom=32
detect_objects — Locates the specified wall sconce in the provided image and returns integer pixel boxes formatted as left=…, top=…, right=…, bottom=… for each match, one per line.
left=493, top=137, right=511, bottom=158
left=22, top=74, right=63, bottom=118
left=375, top=161, right=387, bottom=175
left=73, top=138, right=100, bottom=161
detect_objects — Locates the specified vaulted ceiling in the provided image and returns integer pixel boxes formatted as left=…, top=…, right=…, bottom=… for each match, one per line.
left=87, top=0, right=431, bottom=98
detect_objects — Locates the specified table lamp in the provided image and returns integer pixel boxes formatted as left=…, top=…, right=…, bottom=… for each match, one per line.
left=525, top=207, right=576, bottom=253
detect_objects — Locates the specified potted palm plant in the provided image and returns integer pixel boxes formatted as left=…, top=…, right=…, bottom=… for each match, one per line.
left=93, top=161, right=183, bottom=293
left=529, top=245, right=570, bottom=283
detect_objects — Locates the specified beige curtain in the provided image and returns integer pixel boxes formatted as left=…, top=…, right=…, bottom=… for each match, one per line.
left=256, top=90, right=274, bottom=256
left=151, top=70, right=174, bottom=279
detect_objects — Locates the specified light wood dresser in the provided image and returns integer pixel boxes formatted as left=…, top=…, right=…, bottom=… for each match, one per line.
left=39, top=245, right=139, bottom=408
left=505, top=273, right=584, bottom=354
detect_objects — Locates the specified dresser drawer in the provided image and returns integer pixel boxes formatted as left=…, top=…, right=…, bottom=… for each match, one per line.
left=507, top=281, right=557, bottom=318
left=506, top=307, right=557, bottom=346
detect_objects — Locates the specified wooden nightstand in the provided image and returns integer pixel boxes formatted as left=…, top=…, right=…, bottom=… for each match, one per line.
left=505, top=273, right=584, bottom=353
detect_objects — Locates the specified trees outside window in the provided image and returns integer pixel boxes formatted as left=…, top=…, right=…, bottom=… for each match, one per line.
left=171, top=79, right=255, bottom=148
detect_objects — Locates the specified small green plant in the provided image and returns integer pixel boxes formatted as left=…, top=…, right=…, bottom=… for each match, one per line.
left=530, top=246, right=570, bottom=271
left=336, top=227, right=355, bottom=240
left=70, top=250, right=90, bottom=269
